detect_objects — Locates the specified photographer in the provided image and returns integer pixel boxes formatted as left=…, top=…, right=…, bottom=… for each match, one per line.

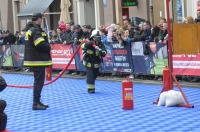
left=0, top=72, right=7, bottom=131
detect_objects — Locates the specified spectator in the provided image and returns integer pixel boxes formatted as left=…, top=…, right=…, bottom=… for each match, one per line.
left=123, top=17, right=132, bottom=27
left=49, top=30, right=58, bottom=43
left=195, top=11, right=200, bottom=23
left=62, top=23, right=73, bottom=45
left=3, top=30, right=16, bottom=45
left=127, top=24, right=135, bottom=38
left=56, top=28, right=64, bottom=43
left=129, top=23, right=144, bottom=42
left=147, top=25, right=160, bottom=43
left=0, top=31, right=3, bottom=45
left=158, top=22, right=168, bottom=43
left=71, top=24, right=85, bottom=75
left=158, top=18, right=167, bottom=30
left=100, top=29, right=108, bottom=44
left=184, top=16, right=195, bottom=24
left=106, top=24, right=116, bottom=42
left=58, top=20, right=66, bottom=32
left=16, top=31, right=25, bottom=44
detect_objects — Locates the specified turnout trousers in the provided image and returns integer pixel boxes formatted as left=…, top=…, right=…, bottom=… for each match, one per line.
left=86, top=67, right=99, bottom=92
left=33, top=66, right=45, bottom=103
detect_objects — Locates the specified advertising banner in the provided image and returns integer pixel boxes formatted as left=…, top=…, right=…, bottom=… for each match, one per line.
left=131, top=42, right=146, bottom=73
left=10, top=45, right=24, bottom=67
left=173, top=54, right=200, bottom=76
left=51, top=44, right=76, bottom=70
left=101, top=42, right=113, bottom=72
left=2, top=45, right=13, bottom=67
left=111, top=42, right=132, bottom=73
left=131, top=42, right=168, bottom=74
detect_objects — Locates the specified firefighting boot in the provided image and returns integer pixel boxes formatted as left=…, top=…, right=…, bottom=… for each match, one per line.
left=88, top=89, right=95, bottom=94
left=33, top=99, right=48, bottom=110
left=32, top=103, right=46, bottom=110
left=38, top=101, right=49, bottom=108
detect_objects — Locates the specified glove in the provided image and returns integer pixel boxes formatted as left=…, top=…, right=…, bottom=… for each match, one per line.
left=94, top=46, right=102, bottom=51
left=99, top=50, right=106, bottom=57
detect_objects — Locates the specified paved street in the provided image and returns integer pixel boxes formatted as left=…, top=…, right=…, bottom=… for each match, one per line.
left=1, top=72, right=200, bottom=132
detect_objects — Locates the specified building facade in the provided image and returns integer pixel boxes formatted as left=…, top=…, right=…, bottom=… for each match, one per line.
left=0, top=0, right=198, bottom=34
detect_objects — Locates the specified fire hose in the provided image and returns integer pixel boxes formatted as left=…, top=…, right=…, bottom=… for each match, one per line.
left=7, top=44, right=82, bottom=88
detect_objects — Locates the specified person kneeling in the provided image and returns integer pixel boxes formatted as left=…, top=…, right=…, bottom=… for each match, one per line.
left=0, top=72, right=7, bottom=131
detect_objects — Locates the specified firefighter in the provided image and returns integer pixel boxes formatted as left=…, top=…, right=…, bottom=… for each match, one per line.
left=81, top=29, right=107, bottom=93
left=23, top=13, right=52, bottom=110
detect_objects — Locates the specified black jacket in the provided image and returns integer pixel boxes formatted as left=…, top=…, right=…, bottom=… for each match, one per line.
left=81, top=41, right=107, bottom=69
left=0, top=77, right=7, bottom=92
left=3, top=33, right=16, bottom=45
left=23, top=22, right=52, bottom=67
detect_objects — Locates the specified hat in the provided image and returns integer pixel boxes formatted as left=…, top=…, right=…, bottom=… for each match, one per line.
left=32, top=13, right=43, bottom=19
left=74, top=24, right=81, bottom=30
left=59, top=23, right=66, bottom=31
left=82, top=25, right=92, bottom=29
left=90, top=29, right=101, bottom=38
left=123, top=17, right=131, bottom=22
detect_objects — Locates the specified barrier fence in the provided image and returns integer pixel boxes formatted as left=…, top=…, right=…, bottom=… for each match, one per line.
left=0, top=42, right=200, bottom=76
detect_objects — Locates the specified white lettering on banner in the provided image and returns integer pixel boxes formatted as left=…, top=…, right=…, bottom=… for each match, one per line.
left=52, top=58, right=75, bottom=64
left=114, top=63, right=129, bottom=67
left=112, top=43, right=124, bottom=49
left=114, top=56, right=126, bottom=61
left=105, top=62, right=113, bottom=66
left=173, top=61, right=200, bottom=69
left=173, top=54, right=197, bottom=58
left=125, top=88, right=132, bottom=90
left=131, top=42, right=144, bottom=56
left=51, top=50, right=71, bottom=56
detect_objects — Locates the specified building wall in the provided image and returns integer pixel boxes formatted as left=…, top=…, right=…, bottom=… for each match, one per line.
left=153, top=0, right=165, bottom=25
left=103, top=0, right=115, bottom=26
left=0, top=0, right=14, bottom=32
left=84, top=0, right=95, bottom=28
left=187, top=0, right=198, bottom=18
left=129, top=0, right=149, bottom=22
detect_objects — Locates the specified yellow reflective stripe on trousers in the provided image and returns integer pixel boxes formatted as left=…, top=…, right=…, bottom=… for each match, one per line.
left=94, top=64, right=100, bottom=68
left=88, top=84, right=95, bottom=89
left=83, top=61, right=92, bottom=67
left=34, top=37, right=45, bottom=46
left=83, top=60, right=100, bottom=68
left=24, top=61, right=52, bottom=66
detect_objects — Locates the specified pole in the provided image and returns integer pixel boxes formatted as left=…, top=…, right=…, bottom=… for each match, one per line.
left=166, top=0, right=173, bottom=90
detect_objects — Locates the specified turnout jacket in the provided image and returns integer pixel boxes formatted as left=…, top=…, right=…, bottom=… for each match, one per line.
left=81, top=41, right=107, bottom=68
left=23, top=22, right=52, bottom=67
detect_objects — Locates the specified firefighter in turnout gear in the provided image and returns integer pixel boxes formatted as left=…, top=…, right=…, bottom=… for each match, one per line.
left=81, top=29, right=107, bottom=93
left=23, top=13, right=52, bottom=110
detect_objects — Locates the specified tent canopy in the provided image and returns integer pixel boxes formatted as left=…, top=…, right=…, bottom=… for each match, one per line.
left=17, top=0, right=54, bottom=19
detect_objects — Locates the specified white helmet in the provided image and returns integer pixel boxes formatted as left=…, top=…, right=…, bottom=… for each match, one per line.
left=90, top=29, right=101, bottom=39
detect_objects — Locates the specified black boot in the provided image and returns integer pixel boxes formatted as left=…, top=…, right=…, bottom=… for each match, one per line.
left=88, top=89, right=95, bottom=94
left=38, top=101, right=49, bottom=108
left=32, top=103, right=46, bottom=110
